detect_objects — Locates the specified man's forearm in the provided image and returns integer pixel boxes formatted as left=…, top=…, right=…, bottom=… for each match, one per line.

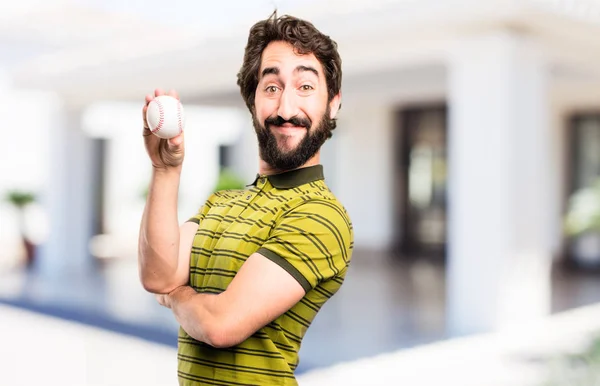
left=138, top=167, right=182, bottom=292
left=166, top=286, right=227, bottom=347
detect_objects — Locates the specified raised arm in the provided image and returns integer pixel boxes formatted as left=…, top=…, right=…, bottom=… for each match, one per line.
left=138, top=88, right=193, bottom=294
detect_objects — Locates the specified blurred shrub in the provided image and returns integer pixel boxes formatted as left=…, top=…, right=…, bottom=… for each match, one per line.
left=214, top=168, right=246, bottom=192
left=137, top=169, right=245, bottom=204
left=542, top=335, right=600, bottom=386
left=5, top=190, right=36, bottom=208
left=140, top=185, right=149, bottom=201
left=4, top=190, right=37, bottom=267
left=565, top=178, right=600, bottom=237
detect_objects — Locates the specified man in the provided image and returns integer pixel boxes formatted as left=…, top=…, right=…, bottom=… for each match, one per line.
left=139, top=13, right=353, bottom=386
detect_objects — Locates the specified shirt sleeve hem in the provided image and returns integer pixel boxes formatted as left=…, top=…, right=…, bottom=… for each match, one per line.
left=256, top=247, right=312, bottom=293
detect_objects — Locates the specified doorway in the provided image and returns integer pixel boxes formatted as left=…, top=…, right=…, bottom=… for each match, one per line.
left=395, top=106, right=448, bottom=260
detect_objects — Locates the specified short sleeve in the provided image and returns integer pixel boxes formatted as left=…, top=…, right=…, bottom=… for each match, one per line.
left=257, top=200, right=353, bottom=293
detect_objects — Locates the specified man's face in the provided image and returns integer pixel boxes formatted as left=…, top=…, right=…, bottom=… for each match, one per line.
left=253, top=40, right=337, bottom=171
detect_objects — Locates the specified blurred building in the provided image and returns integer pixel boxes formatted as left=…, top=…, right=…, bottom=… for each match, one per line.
left=1, top=0, right=600, bottom=339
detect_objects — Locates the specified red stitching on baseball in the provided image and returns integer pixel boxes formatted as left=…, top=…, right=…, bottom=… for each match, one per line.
left=151, top=98, right=164, bottom=133
left=177, top=101, right=183, bottom=134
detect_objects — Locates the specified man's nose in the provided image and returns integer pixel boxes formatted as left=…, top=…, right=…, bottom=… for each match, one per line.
left=277, top=87, right=300, bottom=121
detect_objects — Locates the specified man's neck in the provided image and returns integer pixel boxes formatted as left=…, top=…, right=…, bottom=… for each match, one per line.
left=258, top=153, right=320, bottom=176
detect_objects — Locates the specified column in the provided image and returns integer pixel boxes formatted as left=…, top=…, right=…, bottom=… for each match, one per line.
left=37, top=107, right=100, bottom=277
left=335, top=103, right=394, bottom=249
left=229, top=116, right=260, bottom=184
left=447, top=31, right=553, bottom=335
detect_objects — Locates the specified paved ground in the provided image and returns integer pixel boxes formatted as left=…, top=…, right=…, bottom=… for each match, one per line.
left=0, top=250, right=599, bottom=376
left=0, top=305, right=178, bottom=386
left=299, top=302, right=600, bottom=386
left=2, top=301, right=599, bottom=385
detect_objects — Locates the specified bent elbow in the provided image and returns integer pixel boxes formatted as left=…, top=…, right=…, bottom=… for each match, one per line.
left=205, top=323, right=246, bottom=349
left=140, top=278, right=164, bottom=294
left=205, top=327, right=233, bottom=349
left=139, top=271, right=179, bottom=294
left=139, top=275, right=162, bottom=293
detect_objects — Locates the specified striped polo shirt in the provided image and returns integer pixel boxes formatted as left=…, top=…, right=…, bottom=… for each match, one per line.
left=178, top=164, right=353, bottom=386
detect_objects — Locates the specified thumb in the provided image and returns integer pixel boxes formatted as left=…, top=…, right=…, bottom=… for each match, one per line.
left=168, top=132, right=184, bottom=148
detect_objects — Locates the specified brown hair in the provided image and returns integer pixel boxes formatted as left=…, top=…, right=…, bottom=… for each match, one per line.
left=237, top=13, right=342, bottom=116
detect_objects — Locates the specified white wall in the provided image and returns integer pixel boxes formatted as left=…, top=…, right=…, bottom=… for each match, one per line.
left=334, top=102, right=395, bottom=249
left=38, top=107, right=99, bottom=275
left=0, top=89, right=57, bottom=269
left=446, top=31, right=553, bottom=335
left=229, top=112, right=261, bottom=185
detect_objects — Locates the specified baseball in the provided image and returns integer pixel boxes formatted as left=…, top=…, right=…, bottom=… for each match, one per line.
left=146, top=95, right=186, bottom=139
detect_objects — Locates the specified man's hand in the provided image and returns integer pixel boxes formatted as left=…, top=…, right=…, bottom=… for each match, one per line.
left=156, top=293, right=171, bottom=308
left=156, top=286, right=196, bottom=309
left=142, top=88, right=185, bottom=170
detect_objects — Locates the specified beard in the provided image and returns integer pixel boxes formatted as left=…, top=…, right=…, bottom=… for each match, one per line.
left=252, top=107, right=334, bottom=171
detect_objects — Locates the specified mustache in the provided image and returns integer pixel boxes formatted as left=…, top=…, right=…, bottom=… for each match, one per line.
left=264, top=115, right=311, bottom=129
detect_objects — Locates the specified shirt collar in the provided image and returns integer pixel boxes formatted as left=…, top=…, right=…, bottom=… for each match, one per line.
left=248, top=165, right=325, bottom=189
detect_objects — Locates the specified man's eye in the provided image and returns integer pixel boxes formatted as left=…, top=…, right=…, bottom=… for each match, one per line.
left=300, top=85, right=313, bottom=91
left=266, top=86, right=279, bottom=93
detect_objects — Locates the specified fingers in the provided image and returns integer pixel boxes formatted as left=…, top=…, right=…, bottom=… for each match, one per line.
left=145, top=89, right=178, bottom=102
left=167, top=89, right=180, bottom=100
left=156, top=294, right=167, bottom=308
left=142, top=107, right=148, bottom=131
left=168, top=132, right=184, bottom=147
left=142, top=101, right=150, bottom=130
left=143, top=93, right=153, bottom=130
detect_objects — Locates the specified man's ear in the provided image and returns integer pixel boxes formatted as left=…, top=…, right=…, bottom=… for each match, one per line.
left=328, top=91, right=342, bottom=119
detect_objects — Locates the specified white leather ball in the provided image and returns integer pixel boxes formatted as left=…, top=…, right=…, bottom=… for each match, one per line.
left=146, top=95, right=185, bottom=139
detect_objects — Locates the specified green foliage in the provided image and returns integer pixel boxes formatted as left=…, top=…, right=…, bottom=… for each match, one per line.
left=565, top=178, right=600, bottom=237
left=138, top=169, right=246, bottom=202
left=5, top=190, right=36, bottom=208
left=140, top=185, right=149, bottom=201
left=542, top=335, right=600, bottom=386
left=214, top=168, right=246, bottom=192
